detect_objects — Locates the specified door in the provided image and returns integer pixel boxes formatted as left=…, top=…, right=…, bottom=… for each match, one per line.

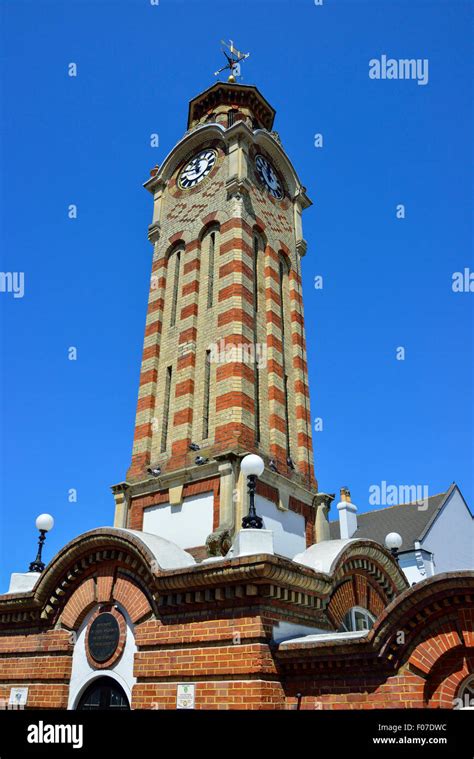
left=76, top=676, right=130, bottom=710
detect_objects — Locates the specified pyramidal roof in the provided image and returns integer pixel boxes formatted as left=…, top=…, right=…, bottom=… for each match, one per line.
left=187, top=81, right=276, bottom=130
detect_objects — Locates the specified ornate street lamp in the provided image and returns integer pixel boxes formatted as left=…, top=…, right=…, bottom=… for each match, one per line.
left=29, top=514, right=54, bottom=573
left=241, top=454, right=265, bottom=529
left=385, top=531, right=403, bottom=562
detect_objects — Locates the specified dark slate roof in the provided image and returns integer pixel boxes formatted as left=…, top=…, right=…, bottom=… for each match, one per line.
left=329, top=490, right=452, bottom=551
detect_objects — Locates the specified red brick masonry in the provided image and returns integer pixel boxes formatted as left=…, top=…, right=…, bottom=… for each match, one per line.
left=0, top=528, right=472, bottom=710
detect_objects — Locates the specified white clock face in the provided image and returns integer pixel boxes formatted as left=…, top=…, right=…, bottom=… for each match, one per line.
left=178, top=149, right=217, bottom=189
left=255, top=154, right=284, bottom=199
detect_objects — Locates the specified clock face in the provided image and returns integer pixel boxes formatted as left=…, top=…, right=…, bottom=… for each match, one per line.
left=255, top=154, right=284, bottom=199
left=178, top=149, right=217, bottom=189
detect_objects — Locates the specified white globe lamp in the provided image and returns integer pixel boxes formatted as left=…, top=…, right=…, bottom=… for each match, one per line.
left=385, top=532, right=403, bottom=560
left=29, top=514, right=55, bottom=573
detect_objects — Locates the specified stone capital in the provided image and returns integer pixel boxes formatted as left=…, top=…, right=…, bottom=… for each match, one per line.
left=313, top=493, right=335, bottom=513
left=148, top=222, right=161, bottom=243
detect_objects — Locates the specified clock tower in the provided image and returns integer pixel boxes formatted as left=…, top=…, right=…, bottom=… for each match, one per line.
left=112, top=80, right=330, bottom=558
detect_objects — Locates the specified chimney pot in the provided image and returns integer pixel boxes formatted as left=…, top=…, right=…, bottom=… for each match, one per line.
left=337, top=487, right=357, bottom=539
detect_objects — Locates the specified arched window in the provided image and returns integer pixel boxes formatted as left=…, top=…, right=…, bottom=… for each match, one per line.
left=456, top=677, right=474, bottom=709
left=76, top=676, right=130, bottom=711
left=278, top=253, right=291, bottom=458
left=227, top=109, right=238, bottom=127
left=161, top=365, right=173, bottom=453
left=167, top=243, right=184, bottom=328
left=339, top=606, right=375, bottom=633
left=201, top=224, right=220, bottom=309
left=202, top=349, right=211, bottom=440
left=253, top=232, right=265, bottom=445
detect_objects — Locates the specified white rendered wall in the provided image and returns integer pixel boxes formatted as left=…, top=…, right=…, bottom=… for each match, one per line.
left=256, top=495, right=306, bottom=559
left=142, top=492, right=214, bottom=549
left=398, top=553, right=427, bottom=585
left=399, top=550, right=436, bottom=585
left=67, top=605, right=137, bottom=710
left=422, top=488, right=474, bottom=574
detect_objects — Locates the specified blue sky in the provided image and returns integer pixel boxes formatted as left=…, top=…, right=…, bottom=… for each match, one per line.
left=0, top=0, right=472, bottom=590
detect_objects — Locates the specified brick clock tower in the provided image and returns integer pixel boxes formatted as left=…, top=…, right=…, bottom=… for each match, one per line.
left=1, top=71, right=471, bottom=721
left=112, top=81, right=330, bottom=559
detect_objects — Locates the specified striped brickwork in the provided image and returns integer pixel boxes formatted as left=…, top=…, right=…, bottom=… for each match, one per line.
left=126, top=93, right=318, bottom=541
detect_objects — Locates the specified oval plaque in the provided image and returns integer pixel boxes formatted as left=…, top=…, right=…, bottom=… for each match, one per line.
left=88, top=613, right=120, bottom=663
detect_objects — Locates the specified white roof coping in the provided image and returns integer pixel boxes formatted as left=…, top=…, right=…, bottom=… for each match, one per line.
left=293, top=539, right=357, bottom=573
left=6, top=572, right=41, bottom=595
left=3, top=528, right=196, bottom=596
left=113, top=528, right=196, bottom=569
left=279, top=629, right=369, bottom=647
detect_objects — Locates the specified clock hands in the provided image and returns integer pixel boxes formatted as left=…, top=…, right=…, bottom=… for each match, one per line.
left=256, top=156, right=281, bottom=196
left=189, top=157, right=204, bottom=175
left=181, top=150, right=282, bottom=197
left=179, top=150, right=216, bottom=188
left=264, top=164, right=277, bottom=188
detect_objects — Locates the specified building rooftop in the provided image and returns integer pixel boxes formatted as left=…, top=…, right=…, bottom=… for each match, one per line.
left=329, top=487, right=455, bottom=551
left=187, top=82, right=276, bottom=130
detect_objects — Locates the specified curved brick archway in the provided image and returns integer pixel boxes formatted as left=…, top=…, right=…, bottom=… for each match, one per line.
left=424, top=649, right=474, bottom=708
left=60, top=568, right=152, bottom=632
left=326, top=574, right=388, bottom=629
left=277, top=572, right=474, bottom=710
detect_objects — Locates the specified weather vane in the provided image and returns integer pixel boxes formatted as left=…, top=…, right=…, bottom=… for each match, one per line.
left=214, top=40, right=250, bottom=82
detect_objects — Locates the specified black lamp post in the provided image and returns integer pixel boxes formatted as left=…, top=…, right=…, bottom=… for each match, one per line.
left=29, top=514, right=54, bottom=573
left=241, top=454, right=265, bottom=529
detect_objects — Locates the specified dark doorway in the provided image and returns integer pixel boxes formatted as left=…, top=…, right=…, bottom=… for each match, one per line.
left=76, top=676, right=130, bottom=710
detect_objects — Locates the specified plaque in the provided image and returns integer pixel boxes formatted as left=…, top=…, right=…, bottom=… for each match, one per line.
left=176, top=683, right=195, bottom=709
left=88, top=613, right=120, bottom=663
left=9, top=687, right=28, bottom=707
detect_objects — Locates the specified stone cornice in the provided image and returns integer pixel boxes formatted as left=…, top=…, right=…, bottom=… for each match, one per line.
left=154, top=553, right=333, bottom=595
left=0, top=530, right=412, bottom=632
left=115, top=449, right=317, bottom=503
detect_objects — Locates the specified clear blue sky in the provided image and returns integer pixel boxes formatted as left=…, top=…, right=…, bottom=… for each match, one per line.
left=0, top=0, right=472, bottom=590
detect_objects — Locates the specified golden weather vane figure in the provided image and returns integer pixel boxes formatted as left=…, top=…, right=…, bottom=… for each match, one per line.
left=214, top=40, right=250, bottom=82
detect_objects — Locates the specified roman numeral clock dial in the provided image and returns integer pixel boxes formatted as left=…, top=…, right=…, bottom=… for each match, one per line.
left=255, top=154, right=284, bottom=199
left=178, top=149, right=217, bottom=189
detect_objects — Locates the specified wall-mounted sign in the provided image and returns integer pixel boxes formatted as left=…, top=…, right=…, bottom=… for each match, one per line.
left=88, top=612, right=120, bottom=663
left=176, top=683, right=195, bottom=709
left=9, top=687, right=28, bottom=707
